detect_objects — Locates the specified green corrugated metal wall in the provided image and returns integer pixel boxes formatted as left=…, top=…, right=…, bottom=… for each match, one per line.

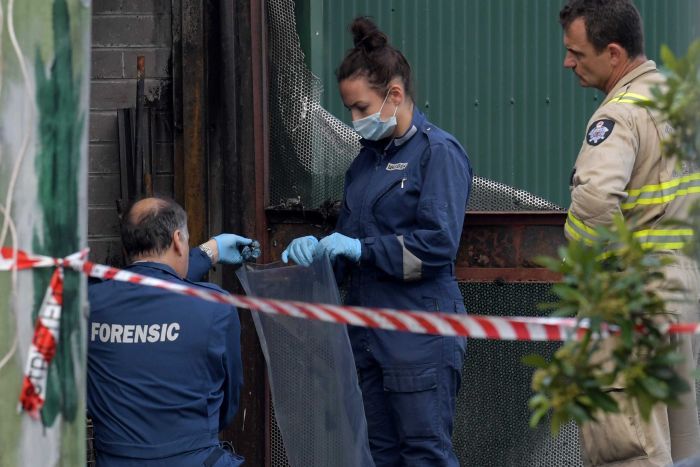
left=295, top=0, right=700, bottom=207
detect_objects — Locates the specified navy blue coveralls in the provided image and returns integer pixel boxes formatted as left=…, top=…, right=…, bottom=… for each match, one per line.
left=336, top=108, right=472, bottom=466
left=87, top=249, right=244, bottom=467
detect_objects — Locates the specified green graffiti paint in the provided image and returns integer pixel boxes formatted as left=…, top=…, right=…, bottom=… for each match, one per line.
left=31, top=0, right=83, bottom=428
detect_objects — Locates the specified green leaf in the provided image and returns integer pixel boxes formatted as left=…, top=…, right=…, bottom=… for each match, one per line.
left=522, top=354, right=549, bottom=369
left=550, top=411, right=565, bottom=437
left=640, top=376, right=670, bottom=399
left=529, top=407, right=549, bottom=429
left=587, top=390, right=619, bottom=413
left=568, top=402, right=592, bottom=423
left=561, top=361, right=576, bottom=377
left=666, top=374, right=691, bottom=395
left=528, top=394, right=548, bottom=409
left=636, top=392, right=655, bottom=421
left=536, top=255, right=563, bottom=271
left=661, top=45, right=679, bottom=73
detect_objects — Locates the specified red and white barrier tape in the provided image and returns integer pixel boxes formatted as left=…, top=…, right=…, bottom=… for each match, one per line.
left=18, top=267, right=63, bottom=418
left=3, top=247, right=699, bottom=342
left=3, top=247, right=700, bottom=415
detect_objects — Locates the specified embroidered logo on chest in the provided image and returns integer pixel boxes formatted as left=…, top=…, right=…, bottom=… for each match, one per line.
left=386, top=162, right=408, bottom=171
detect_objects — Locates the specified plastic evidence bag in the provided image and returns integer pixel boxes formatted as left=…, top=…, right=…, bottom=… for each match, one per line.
left=236, top=258, right=374, bottom=467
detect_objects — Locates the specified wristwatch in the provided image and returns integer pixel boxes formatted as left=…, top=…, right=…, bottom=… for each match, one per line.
left=198, top=243, right=214, bottom=261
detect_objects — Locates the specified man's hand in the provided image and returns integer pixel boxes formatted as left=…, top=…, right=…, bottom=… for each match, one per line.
left=207, top=234, right=253, bottom=265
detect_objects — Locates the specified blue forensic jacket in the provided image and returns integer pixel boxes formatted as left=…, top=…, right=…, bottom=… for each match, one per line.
left=336, top=108, right=472, bottom=311
left=87, top=249, right=243, bottom=461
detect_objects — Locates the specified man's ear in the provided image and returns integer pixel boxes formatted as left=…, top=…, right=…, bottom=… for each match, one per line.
left=173, top=229, right=187, bottom=256
left=608, top=43, right=627, bottom=67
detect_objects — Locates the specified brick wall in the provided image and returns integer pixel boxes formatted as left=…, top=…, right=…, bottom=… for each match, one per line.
left=89, top=0, right=174, bottom=264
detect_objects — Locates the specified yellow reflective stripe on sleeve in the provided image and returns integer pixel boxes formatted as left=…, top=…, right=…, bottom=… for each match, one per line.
left=608, top=91, right=651, bottom=105
left=564, top=221, right=584, bottom=242
left=632, top=228, right=694, bottom=250
left=618, top=92, right=650, bottom=100
left=633, top=228, right=694, bottom=237
left=565, top=212, right=598, bottom=244
left=640, top=242, right=687, bottom=250
left=566, top=220, right=693, bottom=251
left=622, top=173, right=700, bottom=210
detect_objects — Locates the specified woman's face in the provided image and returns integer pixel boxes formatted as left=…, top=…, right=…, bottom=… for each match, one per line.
left=339, top=76, right=398, bottom=122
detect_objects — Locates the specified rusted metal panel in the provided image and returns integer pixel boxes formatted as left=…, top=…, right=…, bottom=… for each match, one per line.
left=171, top=0, right=185, bottom=204
left=250, top=0, right=271, bottom=260
left=459, top=217, right=565, bottom=269
left=456, top=267, right=561, bottom=283
left=213, top=0, right=269, bottom=465
left=178, top=0, right=207, bottom=246
left=266, top=210, right=568, bottom=283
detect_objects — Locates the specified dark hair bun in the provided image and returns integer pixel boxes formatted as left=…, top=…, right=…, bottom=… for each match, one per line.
left=350, top=17, right=388, bottom=53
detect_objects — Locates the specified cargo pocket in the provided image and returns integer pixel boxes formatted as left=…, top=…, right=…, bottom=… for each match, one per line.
left=383, top=366, right=439, bottom=439
left=423, top=297, right=467, bottom=369
left=580, top=390, right=650, bottom=465
left=422, top=297, right=465, bottom=314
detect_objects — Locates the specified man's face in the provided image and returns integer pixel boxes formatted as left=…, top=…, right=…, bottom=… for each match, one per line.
left=563, top=17, right=612, bottom=91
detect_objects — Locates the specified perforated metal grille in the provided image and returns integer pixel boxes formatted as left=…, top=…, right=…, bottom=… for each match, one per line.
left=267, top=0, right=359, bottom=210
left=266, top=0, right=564, bottom=212
left=270, top=402, right=292, bottom=467
left=469, top=176, right=562, bottom=211
left=454, top=282, right=581, bottom=467
left=268, top=281, right=583, bottom=467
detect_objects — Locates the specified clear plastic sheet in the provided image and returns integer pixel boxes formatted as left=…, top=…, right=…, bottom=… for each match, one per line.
left=236, top=258, right=374, bottom=467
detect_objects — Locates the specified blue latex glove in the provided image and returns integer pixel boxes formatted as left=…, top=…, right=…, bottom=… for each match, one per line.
left=214, top=234, right=253, bottom=265
left=281, top=236, right=319, bottom=266
left=314, top=233, right=361, bottom=263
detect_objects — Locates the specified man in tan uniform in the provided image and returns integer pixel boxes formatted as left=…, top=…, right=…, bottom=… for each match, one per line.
left=559, top=0, right=700, bottom=465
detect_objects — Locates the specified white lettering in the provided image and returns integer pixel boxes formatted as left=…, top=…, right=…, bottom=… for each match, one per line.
left=89, top=322, right=181, bottom=344
left=147, top=324, right=161, bottom=343
left=99, top=324, right=109, bottom=342
left=25, top=348, right=47, bottom=397
left=134, top=325, right=148, bottom=343
left=29, top=354, right=47, bottom=372
left=91, top=322, right=100, bottom=342
left=110, top=324, right=123, bottom=343
left=44, top=302, right=61, bottom=321
left=41, top=313, right=60, bottom=333
left=122, top=325, right=135, bottom=343
left=386, top=162, right=408, bottom=171
left=166, top=323, right=180, bottom=341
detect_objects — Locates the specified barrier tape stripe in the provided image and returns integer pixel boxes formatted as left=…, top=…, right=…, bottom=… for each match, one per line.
left=18, top=267, right=63, bottom=418
left=2, top=248, right=700, bottom=343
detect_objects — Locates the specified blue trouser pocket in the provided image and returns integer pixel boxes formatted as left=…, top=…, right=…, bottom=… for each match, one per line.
left=422, top=296, right=468, bottom=370
left=382, top=366, right=439, bottom=439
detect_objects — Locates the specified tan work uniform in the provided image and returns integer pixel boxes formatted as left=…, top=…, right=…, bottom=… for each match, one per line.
left=565, top=60, right=700, bottom=466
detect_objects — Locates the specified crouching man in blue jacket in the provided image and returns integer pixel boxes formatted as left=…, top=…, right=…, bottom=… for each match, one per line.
left=88, top=197, right=249, bottom=466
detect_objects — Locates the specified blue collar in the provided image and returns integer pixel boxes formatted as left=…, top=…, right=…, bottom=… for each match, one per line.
left=127, top=261, right=182, bottom=280
left=392, top=125, right=417, bottom=147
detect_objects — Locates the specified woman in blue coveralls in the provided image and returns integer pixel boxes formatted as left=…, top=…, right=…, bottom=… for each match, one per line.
left=282, top=17, right=472, bottom=467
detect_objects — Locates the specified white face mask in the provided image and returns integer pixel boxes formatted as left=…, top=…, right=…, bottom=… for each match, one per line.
left=352, top=92, right=399, bottom=141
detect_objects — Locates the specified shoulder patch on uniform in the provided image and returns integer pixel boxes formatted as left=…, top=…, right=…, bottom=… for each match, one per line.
left=586, top=119, right=615, bottom=146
